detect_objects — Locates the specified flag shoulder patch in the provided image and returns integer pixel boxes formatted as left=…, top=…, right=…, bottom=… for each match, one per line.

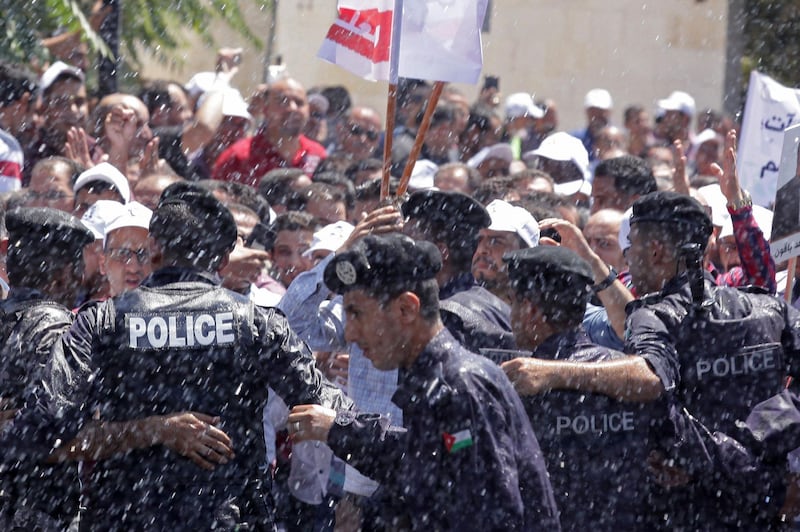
left=442, top=429, right=473, bottom=453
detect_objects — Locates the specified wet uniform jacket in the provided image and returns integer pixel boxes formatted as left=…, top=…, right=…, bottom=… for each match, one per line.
left=438, top=272, right=516, bottom=353
left=625, top=274, right=800, bottom=530
left=44, top=268, right=352, bottom=531
left=326, top=328, right=560, bottom=531
left=522, top=328, right=660, bottom=532
left=0, top=288, right=79, bottom=530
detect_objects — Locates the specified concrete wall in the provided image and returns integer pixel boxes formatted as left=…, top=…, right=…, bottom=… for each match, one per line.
left=140, top=0, right=729, bottom=130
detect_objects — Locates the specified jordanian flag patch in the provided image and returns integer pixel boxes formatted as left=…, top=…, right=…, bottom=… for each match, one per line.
left=443, top=429, right=473, bottom=453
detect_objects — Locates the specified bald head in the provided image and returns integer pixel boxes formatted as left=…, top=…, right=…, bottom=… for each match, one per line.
left=338, top=106, right=382, bottom=160
left=583, top=208, right=626, bottom=271
left=261, top=78, right=309, bottom=138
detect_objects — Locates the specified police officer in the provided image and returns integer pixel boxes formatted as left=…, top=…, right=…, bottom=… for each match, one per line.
left=0, top=207, right=93, bottom=530
left=33, top=183, right=352, bottom=530
left=624, top=191, right=800, bottom=529
left=402, top=189, right=516, bottom=351
left=502, top=246, right=657, bottom=531
left=287, top=233, right=560, bottom=530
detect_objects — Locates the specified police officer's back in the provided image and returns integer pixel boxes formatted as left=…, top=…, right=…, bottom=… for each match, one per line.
left=503, top=246, right=658, bottom=531
left=0, top=207, right=94, bottom=530
left=624, top=192, right=800, bottom=529
left=54, top=184, right=352, bottom=530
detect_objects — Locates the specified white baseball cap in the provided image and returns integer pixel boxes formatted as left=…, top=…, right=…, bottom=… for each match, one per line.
left=73, top=162, right=131, bottom=204
left=39, top=61, right=84, bottom=93
left=303, top=221, right=355, bottom=257
left=528, top=132, right=590, bottom=195
left=221, top=88, right=252, bottom=120
left=408, top=159, right=439, bottom=191
left=657, top=90, right=696, bottom=117
left=486, top=199, right=539, bottom=247
left=467, top=143, right=514, bottom=169
left=505, top=93, right=544, bottom=120
left=584, top=88, right=613, bottom=110
left=104, top=201, right=153, bottom=237
left=81, top=200, right=125, bottom=240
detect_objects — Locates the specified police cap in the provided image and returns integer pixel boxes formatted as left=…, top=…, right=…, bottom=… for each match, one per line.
left=324, top=233, right=442, bottom=296
left=630, top=191, right=712, bottom=244
left=6, top=207, right=94, bottom=253
left=153, top=182, right=238, bottom=253
left=504, top=246, right=594, bottom=294
left=401, top=189, right=490, bottom=233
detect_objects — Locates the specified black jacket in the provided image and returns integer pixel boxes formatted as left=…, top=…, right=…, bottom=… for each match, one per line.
left=327, top=328, right=560, bottom=531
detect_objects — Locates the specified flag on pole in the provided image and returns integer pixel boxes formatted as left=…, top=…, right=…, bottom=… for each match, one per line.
left=737, top=71, right=800, bottom=207
left=318, top=0, right=395, bottom=82
left=318, top=0, right=488, bottom=84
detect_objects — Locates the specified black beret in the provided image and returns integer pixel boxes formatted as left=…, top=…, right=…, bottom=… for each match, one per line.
left=324, top=233, right=442, bottom=295
left=401, top=190, right=490, bottom=233
left=6, top=207, right=94, bottom=252
left=504, top=246, right=594, bottom=293
left=630, top=191, right=712, bottom=243
left=154, top=182, right=238, bottom=252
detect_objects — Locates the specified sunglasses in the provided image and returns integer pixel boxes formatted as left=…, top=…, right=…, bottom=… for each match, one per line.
left=348, top=124, right=379, bottom=141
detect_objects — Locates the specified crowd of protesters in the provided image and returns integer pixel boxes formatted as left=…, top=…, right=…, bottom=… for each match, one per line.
left=0, top=36, right=800, bottom=532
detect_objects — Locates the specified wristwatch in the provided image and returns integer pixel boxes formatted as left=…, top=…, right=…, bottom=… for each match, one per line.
left=592, top=266, right=618, bottom=294
left=727, top=190, right=752, bottom=211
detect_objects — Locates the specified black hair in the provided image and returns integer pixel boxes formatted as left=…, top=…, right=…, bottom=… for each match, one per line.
left=32, top=156, right=85, bottom=187
left=594, top=155, right=657, bottom=196
left=372, top=277, right=440, bottom=323
left=257, top=168, right=308, bottom=211
left=623, top=105, right=645, bottom=124
left=515, top=278, right=589, bottom=330
left=264, top=211, right=318, bottom=251
left=345, top=158, right=383, bottom=183
left=310, top=172, right=355, bottom=210
left=0, top=61, right=36, bottom=105
left=319, top=85, right=352, bottom=117
left=354, top=178, right=399, bottom=201
left=150, top=188, right=237, bottom=271
left=198, top=179, right=272, bottom=224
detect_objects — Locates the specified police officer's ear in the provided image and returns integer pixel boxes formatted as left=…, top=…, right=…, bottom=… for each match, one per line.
left=394, top=291, right=421, bottom=324
left=148, top=237, right=163, bottom=268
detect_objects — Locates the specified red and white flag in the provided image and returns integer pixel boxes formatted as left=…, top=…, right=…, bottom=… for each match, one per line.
left=318, top=0, right=395, bottom=82
left=318, top=0, right=488, bottom=84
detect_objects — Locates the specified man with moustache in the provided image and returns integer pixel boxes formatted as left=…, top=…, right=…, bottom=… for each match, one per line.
left=212, top=78, right=326, bottom=186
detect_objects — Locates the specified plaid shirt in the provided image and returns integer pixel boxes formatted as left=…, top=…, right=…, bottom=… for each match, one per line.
left=712, top=204, right=776, bottom=293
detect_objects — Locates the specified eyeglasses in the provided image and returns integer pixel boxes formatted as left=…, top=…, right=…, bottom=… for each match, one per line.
left=106, top=247, right=150, bottom=265
left=348, top=124, right=379, bottom=141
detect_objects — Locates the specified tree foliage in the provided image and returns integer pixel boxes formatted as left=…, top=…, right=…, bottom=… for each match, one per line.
left=743, top=0, right=800, bottom=88
left=0, top=0, right=268, bottom=67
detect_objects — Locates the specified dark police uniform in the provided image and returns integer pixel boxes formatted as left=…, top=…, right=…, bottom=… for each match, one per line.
left=321, top=234, right=560, bottom=531
left=4, top=186, right=353, bottom=531
left=402, top=190, right=516, bottom=353
left=0, top=207, right=94, bottom=531
left=504, top=246, right=658, bottom=531
left=624, top=192, right=800, bottom=530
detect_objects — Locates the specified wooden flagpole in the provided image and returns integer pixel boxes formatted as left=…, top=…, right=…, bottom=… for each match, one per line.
left=785, top=257, right=796, bottom=303
left=396, top=81, right=445, bottom=197
left=381, top=83, right=398, bottom=201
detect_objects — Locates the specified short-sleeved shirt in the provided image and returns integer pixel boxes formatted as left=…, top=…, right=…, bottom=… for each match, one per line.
left=212, top=129, right=326, bottom=187
left=0, top=128, right=23, bottom=192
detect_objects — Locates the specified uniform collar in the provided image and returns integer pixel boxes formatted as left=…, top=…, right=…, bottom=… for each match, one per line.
left=532, top=326, right=591, bottom=361
left=392, top=328, right=456, bottom=410
left=141, top=267, right=222, bottom=287
left=439, top=272, right=476, bottom=300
